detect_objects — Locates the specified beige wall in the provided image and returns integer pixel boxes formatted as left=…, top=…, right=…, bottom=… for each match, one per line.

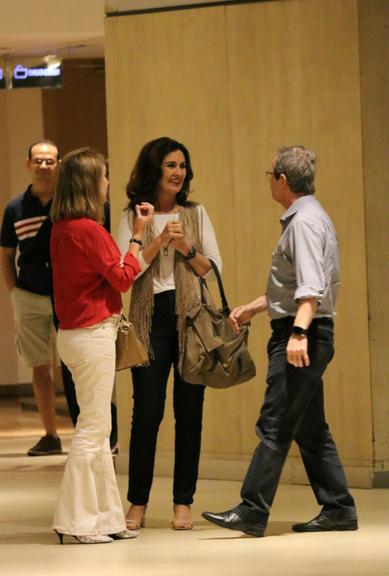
left=105, top=0, right=378, bottom=487
left=0, top=91, right=16, bottom=385
left=0, top=61, right=108, bottom=387
left=0, top=89, right=44, bottom=385
left=358, top=0, right=389, bottom=481
left=42, top=59, right=108, bottom=157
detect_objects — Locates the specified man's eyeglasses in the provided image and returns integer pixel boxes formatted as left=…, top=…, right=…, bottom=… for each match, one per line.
left=32, top=158, right=57, bottom=166
left=265, top=170, right=282, bottom=181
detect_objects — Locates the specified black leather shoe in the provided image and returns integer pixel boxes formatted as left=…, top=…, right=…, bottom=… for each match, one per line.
left=292, top=509, right=358, bottom=533
left=202, top=509, right=266, bottom=537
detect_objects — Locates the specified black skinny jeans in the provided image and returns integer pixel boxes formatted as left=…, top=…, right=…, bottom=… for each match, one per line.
left=236, top=317, right=355, bottom=525
left=128, top=290, right=205, bottom=505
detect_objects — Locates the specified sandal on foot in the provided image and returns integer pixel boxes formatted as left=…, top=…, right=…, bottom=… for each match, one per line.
left=125, top=504, right=146, bottom=530
left=172, top=504, right=193, bottom=530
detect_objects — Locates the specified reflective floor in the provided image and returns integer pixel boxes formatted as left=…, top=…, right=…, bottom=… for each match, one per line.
left=1, top=399, right=389, bottom=576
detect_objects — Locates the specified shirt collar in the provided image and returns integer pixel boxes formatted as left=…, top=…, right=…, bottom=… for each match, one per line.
left=280, top=194, right=315, bottom=229
left=26, top=184, right=53, bottom=211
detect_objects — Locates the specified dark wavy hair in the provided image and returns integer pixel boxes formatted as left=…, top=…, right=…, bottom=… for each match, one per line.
left=125, top=137, right=194, bottom=211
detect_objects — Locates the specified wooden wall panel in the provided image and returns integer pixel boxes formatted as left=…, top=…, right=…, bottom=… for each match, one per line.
left=0, top=90, right=45, bottom=386
left=42, top=59, right=108, bottom=157
left=106, top=0, right=374, bottom=485
left=105, top=7, right=245, bottom=464
left=226, top=0, right=372, bottom=480
left=358, top=0, right=389, bottom=481
left=0, top=93, right=17, bottom=386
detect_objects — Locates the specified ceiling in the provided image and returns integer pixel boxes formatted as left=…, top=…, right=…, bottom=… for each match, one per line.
left=0, top=0, right=241, bottom=64
left=0, top=0, right=104, bottom=64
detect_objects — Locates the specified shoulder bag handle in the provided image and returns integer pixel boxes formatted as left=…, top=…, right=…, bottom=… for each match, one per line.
left=199, top=259, right=230, bottom=316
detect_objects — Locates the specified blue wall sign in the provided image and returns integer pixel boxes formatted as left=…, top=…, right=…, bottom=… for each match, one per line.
left=12, top=64, right=62, bottom=89
left=0, top=67, right=5, bottom=89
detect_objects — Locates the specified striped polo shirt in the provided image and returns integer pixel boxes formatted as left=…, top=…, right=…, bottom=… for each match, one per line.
left=1, top=186, right=52, bottom=295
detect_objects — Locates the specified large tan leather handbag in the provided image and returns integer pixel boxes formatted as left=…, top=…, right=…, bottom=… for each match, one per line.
left=178, top=260, right=256, bottom=388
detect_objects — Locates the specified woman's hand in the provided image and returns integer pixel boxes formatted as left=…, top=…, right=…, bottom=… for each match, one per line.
left=159, top=221, right=185, bottom=248
left=133, top=202, right=154, bottom=234
left=159, top=222, right=192, bottom=255
left=169, top=234, right=191, bottom=255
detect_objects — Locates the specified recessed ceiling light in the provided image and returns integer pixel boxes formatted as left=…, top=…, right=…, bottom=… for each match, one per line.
left=43, top=54, right=62, bottom=68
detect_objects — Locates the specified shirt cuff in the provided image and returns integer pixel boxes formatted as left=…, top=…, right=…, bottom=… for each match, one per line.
left=294, top=286, right=323, bottom=302
left=123, top=252, right=141, bottom=275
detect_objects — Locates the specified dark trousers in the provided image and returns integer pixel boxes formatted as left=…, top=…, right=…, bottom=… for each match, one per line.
left=236, top=317, right=355, bottom=525
left=128, top=290, right=205, bottom=505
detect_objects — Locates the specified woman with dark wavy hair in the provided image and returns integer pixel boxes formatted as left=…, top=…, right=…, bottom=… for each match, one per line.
left=117, top=137, right=222, bottom=530
left=51, top=148, right=153, bottom=544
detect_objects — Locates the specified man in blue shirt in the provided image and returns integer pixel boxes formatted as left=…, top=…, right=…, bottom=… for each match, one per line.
left=202, top=146, right=357, bottom=537
left=0, top=140, right=62, bottom=456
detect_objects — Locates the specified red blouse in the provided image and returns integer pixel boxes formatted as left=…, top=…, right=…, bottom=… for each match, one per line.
left=51, top=218, right=140, bottom=329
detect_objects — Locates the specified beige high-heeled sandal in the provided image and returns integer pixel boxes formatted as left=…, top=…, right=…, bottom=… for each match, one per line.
left=54, top=530, right=113, bottom=544
left=172, top=504, right=193, bottom=530
left=125, top=504, right=147, bottom=530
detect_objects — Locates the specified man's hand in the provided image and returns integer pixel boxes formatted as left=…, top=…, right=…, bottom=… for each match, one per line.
left=0, top=247, right=17, bottom=293
left=229, top=304, right=256, bottom=333
left=287, top=335, right=310, bottom=368
left=230, top=295, right=268, bottom=334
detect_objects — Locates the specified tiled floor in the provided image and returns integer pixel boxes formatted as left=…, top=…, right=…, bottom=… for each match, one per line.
left=0, top=398, right=73, bottom=439
left=1, top=399, right=389, bottom=576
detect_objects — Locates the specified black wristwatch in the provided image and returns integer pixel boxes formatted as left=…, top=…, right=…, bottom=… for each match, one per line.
left=130, top=237, right=143, bottom=247
left=183, top=246, right=197, bottom=260
left=291, top=325, right=308, bottom=337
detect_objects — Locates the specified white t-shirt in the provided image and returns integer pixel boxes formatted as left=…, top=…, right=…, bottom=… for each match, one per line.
left=116, top=204, right=222, bottom=294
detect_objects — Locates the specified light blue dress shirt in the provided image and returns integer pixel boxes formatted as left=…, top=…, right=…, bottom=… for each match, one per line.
left=267, top=195, right=340, bottom=320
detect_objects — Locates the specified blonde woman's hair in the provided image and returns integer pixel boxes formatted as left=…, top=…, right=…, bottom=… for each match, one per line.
left=51, top=148, right=105, bottom=223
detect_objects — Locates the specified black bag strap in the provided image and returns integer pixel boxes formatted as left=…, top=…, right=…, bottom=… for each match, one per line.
left=199, top=260, right=230, bottom=316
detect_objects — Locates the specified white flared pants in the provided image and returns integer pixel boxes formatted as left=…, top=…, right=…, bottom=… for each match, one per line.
left=52, top=316, right=126, bottom=536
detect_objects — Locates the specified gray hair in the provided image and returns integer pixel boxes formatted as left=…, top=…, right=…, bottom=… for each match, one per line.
left=274, top=145, right=316, bottom=195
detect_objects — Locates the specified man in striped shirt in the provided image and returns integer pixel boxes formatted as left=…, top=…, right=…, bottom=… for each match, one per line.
left=0, top=140, right=62, bottom=456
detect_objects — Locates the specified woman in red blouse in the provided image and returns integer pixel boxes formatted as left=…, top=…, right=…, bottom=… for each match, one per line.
left=50, top=148, right=153, bottom=544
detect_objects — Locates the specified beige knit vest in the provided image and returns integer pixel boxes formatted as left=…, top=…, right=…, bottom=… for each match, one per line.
left=128, top=203, right=202, bottom=359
